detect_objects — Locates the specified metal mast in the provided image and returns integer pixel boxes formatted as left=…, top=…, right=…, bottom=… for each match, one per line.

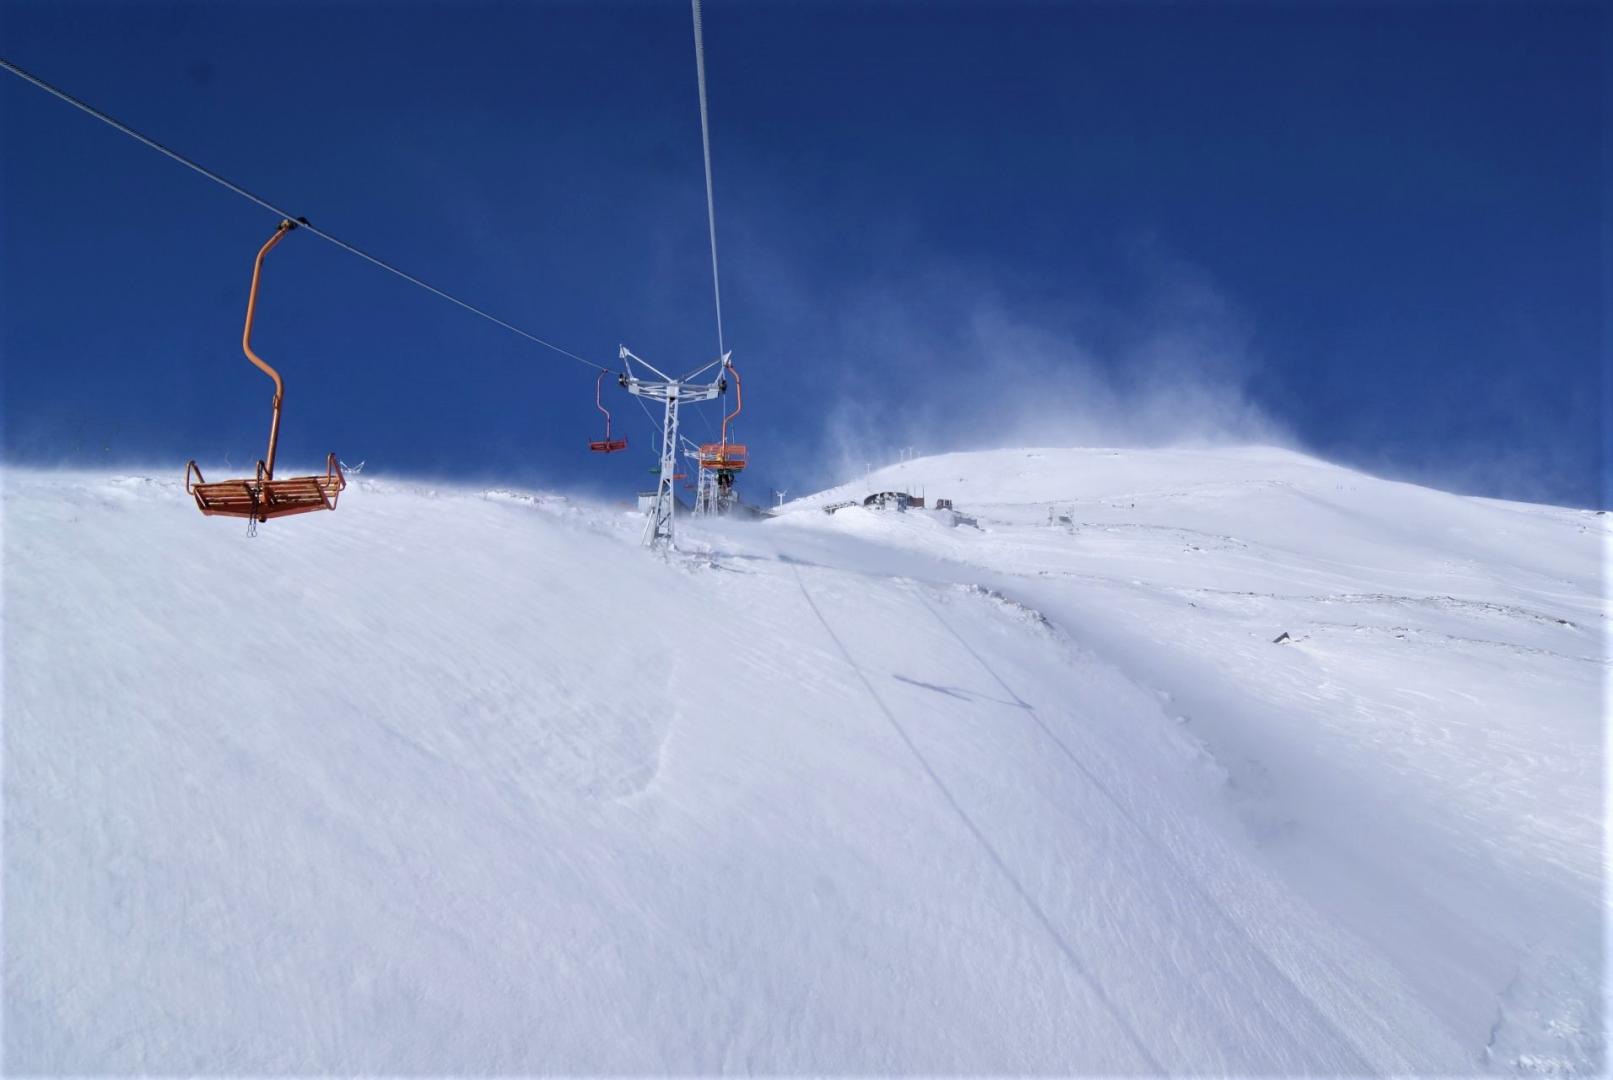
left=620, top=346, right=723, bottom=549
left=683, top=436, right=720, bottom=517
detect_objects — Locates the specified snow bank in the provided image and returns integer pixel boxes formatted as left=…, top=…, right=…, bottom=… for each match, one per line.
left=4, top=449, right=1604, bottom=1073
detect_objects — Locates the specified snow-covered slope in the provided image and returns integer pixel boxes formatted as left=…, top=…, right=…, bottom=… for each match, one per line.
left=4, top=447, right=1605, bottom=1074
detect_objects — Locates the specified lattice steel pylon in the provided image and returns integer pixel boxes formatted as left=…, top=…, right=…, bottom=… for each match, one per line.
left=682, top=436, right=720, bottom=517
left=620, top=346, right=724, bottom=549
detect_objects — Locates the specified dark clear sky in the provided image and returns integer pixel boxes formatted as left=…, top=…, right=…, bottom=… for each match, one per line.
left=1, top=1, right=1605, bottom=506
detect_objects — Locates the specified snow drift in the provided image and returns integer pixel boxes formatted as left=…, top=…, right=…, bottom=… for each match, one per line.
left=3, top=446, right=1604, bottom=1074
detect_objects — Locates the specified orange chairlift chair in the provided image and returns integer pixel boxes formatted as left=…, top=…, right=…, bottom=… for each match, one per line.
left=697, top=360, right=747, bottom=474
left=185, top=219, right=346, bottom=522
left=588, top=370, right=628, bottom=453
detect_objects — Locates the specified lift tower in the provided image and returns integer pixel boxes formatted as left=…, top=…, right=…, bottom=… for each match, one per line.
left=620, top=346, right=725, bottom=549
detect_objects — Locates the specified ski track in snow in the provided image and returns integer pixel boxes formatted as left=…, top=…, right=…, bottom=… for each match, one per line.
left=4, top=446, right=1605, bottom=1075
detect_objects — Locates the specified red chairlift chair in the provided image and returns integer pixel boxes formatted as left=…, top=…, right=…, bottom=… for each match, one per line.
left=185, top=220, right=345, bottom=523
left=697, top=361, right=747, bottom=473
left=588, top=371, right=628, bottom=453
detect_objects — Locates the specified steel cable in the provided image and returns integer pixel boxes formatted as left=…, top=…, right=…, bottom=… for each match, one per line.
left=690, top=0, right=726, bottom=359
left=0, top=56, right=609, bottom=373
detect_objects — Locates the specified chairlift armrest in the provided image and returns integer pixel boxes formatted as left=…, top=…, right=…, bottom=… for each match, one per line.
left=325, top=452, right=346, bottom=491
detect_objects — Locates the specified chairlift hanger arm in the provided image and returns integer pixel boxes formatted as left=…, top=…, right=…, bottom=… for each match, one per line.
left=242, top=219, right=299, bottom=478
left=719, top=359, right=742, bottom=444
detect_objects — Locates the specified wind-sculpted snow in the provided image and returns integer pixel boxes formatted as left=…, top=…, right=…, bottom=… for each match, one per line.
left=4, top=447, right=1605, bottom=1074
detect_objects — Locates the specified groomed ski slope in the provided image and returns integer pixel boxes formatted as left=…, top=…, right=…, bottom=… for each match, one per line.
left=4, top=446, right=1605, bottom=1074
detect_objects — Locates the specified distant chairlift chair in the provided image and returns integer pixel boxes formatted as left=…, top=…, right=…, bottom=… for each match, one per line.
left=185, top=219, right=346, bottom=523
left=697, top=360, right=747, bottom=486
left=588, top=370, right=628, bottom=453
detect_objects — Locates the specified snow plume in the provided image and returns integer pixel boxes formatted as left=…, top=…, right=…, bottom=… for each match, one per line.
left=782, top=245, right=1289, bottom=492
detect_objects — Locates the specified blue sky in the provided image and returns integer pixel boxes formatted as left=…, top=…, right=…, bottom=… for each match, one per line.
left=1, top=1, right=1605, bottom=507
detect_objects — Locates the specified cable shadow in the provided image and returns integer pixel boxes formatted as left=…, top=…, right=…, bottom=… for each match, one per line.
left=891, top=673, right=1031, bottom=710
left=891, top=674, right=972, bottom=701
left=788, top=563, right=1166, bottom=1076
left=916, top=589, right=1375, bottom=1076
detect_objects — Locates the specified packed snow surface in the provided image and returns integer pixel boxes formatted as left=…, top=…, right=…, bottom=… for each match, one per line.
left=4, top=446, right=1606, bottom=1074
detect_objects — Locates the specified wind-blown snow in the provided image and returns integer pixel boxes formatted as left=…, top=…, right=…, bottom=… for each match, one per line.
left=4, top=446, right=1605, bottom=1074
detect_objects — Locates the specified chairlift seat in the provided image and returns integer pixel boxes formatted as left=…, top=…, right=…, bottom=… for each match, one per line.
left=186, top=455, right=345, bottom=521
left=589, top=437, right=628, bottom=453
left=698, top=442, right=747, bottom=471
